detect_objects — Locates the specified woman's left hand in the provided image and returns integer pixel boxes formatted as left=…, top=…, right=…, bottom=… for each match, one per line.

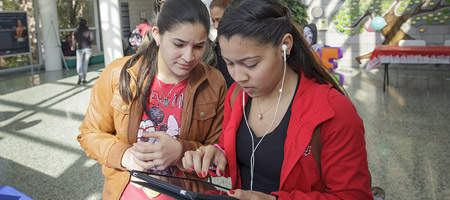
left=227, top=189, right=277, bottom=200
left=131, top=131, right=182, bottom=170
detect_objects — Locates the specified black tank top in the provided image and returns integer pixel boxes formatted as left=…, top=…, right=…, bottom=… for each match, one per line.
left=236, top=75, right=300, bottom=194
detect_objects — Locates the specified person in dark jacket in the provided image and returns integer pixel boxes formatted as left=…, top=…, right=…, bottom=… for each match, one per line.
left=210, top=0, right=234, bottom=88
left=73, top=19, right=94, bottom=84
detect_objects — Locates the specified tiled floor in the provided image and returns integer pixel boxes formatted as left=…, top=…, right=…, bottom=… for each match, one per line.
left=0, top=64, right=449, bottom=199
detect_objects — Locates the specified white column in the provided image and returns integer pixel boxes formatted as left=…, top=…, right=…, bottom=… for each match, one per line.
left=99, top=0, right=124, bottom=66
left=33, top=0, right=43, bottom=66
left=38, top=0, right=62, bottom=71
left=93, top=0, right=101, bottom=52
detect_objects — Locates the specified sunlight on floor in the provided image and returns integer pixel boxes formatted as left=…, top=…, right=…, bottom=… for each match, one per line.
left=0, top=135, right=81, bottom=178
left=83, top=158, right=98, bottom=168
left=86, top=192, right=102, bottom=200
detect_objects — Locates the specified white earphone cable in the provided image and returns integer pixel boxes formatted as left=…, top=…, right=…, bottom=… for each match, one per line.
left=242, top=44, right=287, bottom=190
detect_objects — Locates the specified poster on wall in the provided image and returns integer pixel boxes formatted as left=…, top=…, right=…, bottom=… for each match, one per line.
left=0, top=12, right=30, bottom=56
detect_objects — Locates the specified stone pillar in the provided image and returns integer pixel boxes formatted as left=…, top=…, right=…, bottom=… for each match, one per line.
left=38, top=0, right=62, bottom=71
left=99, top=0, right=124, bottom=66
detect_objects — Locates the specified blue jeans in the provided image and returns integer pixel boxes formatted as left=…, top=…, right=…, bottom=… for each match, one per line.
left=76, top=48, right=92, bottom=81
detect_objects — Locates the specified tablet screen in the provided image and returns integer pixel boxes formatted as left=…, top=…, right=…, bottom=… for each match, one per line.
left=130, top=170, right=231, bottom=196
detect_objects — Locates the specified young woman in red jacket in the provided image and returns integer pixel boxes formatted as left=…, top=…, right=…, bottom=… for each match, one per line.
left=182, top=0, right=373, bottom=199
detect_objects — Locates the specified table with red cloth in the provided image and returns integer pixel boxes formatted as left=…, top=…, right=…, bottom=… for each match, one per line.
left=366, top=45, right=450, bottom=91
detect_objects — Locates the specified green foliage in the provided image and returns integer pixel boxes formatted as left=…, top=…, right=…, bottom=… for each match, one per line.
left=0, top=0, right=21, bottom=10
left=280, top=0, right=309, bottom=27
left=56, top=0, right=94, bottom=29
left=0, top=55, right=31, bottom=69
left=56, top=0, right=80, bottom=29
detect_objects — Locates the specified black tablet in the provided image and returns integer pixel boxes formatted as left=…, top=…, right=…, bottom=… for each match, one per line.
left=129, top=170, right=237, bottom=200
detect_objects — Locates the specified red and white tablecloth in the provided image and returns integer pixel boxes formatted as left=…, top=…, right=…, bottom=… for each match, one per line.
left=366, top=45, right=450, bottom=70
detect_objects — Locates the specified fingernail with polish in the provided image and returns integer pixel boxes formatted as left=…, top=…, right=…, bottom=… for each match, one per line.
left=229, top=190, right=235, bottom=194
left=202, top=171, right=206, bottom=177
left=188, top=169, right=192, bottom=173
left=218, top=170, right=223, bottom=176
left=197, top=173, right=202, bottom=178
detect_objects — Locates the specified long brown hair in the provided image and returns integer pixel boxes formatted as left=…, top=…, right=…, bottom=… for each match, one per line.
left=218, top=0, right=346, bottom=95
left=118, top=0, right=211, bottom=112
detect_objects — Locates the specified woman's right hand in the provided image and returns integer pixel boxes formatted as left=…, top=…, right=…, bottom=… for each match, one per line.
left=121, top=147, right=145, bottom=171
left=182, top=145, right=227, bottom=178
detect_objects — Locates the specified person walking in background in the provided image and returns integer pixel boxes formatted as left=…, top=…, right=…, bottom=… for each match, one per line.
left=77, top=0, right=227, bottom=199
left=61, top=35, right=75, bottom=56
left=210, top=0, right=234, bottom=87
left=72, top=19, right=94, bottom=85
left=182, top=0, right=373, bottom=199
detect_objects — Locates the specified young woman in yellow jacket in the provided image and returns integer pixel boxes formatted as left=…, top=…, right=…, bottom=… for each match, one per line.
left=77, top=0, right=227, bottom=199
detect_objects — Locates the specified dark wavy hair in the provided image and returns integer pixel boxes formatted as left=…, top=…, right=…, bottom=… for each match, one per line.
left=218, top=0, right=345, bottom=95
left=79, top=19, right=87, bottom=28
left=119, top=0, right=210, bottom=108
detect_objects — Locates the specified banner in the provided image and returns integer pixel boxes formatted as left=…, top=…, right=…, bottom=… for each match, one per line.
left=0, top=12, right=30, bottom=56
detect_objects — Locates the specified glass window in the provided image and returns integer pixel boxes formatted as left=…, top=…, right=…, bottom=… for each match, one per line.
left=57, top=0, right=98, bottom=47
left=57, top=0, right=95, bottom=30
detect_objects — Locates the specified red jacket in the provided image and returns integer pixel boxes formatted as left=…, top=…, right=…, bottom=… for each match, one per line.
left=219, top=73, right=373, bottom=200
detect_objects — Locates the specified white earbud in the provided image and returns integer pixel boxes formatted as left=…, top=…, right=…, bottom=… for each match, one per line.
left=282, top=44, right=287, bottom=61
left=280, top=44, right=288, bottom=93
left=242, top=91, right=245, bottom=106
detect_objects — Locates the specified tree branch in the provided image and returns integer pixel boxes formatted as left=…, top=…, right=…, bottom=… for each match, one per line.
left=343, top=11, right=372, bottom=29
left=416, top=0, right=449, bottom=16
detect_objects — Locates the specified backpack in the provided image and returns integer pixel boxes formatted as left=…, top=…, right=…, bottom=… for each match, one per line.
left=129, top=28, right=142, bottom=46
